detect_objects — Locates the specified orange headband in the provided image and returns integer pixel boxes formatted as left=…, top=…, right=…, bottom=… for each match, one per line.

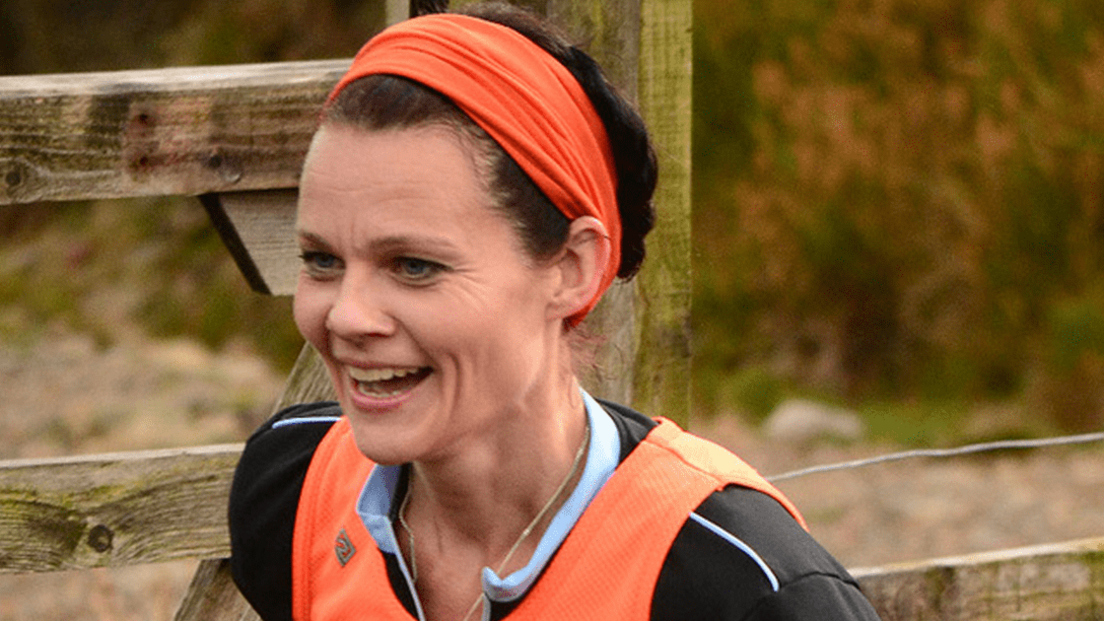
left=327, top=14, right=620, bottom=325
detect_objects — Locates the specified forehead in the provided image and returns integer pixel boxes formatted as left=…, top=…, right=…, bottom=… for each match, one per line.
left=302, top=125, right=474, bottom=206
left=296, top=124, right=512, bottom=252
left=302, top=123, right=480, bottom=189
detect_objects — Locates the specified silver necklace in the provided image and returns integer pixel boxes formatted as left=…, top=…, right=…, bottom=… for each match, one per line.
left=397, top=418, right=590, bottom=620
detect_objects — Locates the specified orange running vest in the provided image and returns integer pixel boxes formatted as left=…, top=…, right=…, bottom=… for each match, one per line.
left=291, top=417, right=806, bottom=621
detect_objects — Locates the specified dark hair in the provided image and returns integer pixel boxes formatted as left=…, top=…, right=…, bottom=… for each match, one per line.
left=323, top=2, right=657, bottom=279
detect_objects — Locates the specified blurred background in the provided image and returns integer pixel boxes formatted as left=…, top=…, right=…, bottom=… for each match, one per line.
left=4, top=0, right=1100, bottom=449
left=1, top=0, right=1103, bottom=618
left=3, top=0, right=1104, bottom=446
left=694, top=0, right=1104, bottom=442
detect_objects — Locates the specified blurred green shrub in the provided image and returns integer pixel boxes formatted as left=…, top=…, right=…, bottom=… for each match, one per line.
left=720, top=365, right=786, bottom=423
left=0, top=0, right=385, bottom=73
left=1032, top=292, right=1104, bottom=430
left=0, top=198, right=304, bottom=372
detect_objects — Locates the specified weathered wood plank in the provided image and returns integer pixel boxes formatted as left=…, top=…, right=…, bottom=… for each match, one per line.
left=854, top=538, right=1104, bottom=621
left=387, top=0, right=411, bottom=24
left=0, top=340, right=332, bottom=576
left=0, top=444, right=241, bottom=573
left=173, top=558, right=258, bottom=621
left=535, top=0, right=692, bottom=424
left=274, top=343, right=338, bottom=407
left=0, top=60, right=347, bottom=205
left=632, top=0, right=693, bottom=426
left=202, top=190, right=300, bottom=295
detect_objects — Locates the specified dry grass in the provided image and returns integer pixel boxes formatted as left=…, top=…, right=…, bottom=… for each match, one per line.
left=695, top=0, right=1104, bottom=425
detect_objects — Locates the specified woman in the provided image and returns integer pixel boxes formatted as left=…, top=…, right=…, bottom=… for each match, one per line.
left=229, top=3, right=882, bottom=620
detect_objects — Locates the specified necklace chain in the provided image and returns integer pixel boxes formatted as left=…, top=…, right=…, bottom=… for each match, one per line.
left=397, top=418, right=591, bottom=621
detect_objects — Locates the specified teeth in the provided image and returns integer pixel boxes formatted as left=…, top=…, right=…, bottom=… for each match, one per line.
left=357, top=384, right=406, bottom=399
left=348, top=366, right=422, bottom=383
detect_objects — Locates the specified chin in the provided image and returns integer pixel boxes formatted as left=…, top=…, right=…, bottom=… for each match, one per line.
left=348, top=429, right=413, bottom=466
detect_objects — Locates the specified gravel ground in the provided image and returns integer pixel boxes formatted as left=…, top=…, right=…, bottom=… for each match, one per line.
left=2, top=329, right=1101, bottom=620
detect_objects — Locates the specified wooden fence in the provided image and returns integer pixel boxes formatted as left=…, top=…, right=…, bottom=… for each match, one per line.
left=1, top=1, right=1102, bottom=619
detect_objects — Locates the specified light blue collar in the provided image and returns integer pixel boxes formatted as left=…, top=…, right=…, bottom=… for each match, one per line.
left=355, top=390, right=621, bottom=612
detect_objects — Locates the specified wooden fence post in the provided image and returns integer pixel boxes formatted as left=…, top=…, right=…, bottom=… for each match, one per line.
left=543, top=0, right=693, bottom=425
left=633, top=0, right=693, bottom=427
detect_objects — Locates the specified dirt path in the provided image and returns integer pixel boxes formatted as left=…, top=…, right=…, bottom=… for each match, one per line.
left=2, top=329, right=1101, bottom=620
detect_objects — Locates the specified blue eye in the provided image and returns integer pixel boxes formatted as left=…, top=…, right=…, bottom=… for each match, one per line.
left=300, top=251, right=341, bottom=275
left=396, top=257, right=445, bottom=281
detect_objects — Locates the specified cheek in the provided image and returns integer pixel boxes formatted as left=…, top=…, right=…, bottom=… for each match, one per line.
left=292, top=279, right=330, bottom=350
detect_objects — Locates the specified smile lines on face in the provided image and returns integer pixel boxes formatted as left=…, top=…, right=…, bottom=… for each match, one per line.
left=348, top=366, right=432, bottom=397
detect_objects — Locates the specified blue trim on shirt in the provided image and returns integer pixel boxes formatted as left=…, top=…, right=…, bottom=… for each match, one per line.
left=356, top=463, right=426, bottom=620
left=688, top=512, right=780, bottom=592
left=271, top=416, right=342, bottom=429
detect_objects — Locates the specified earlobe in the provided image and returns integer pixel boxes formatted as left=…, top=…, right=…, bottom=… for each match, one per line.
left=548, top=216, right=612, bottom=321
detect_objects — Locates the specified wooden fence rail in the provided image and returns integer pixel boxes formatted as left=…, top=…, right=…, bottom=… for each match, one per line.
left=854, top=538, right=1104, bottom=621
left=0, top=445, right=238, bottom=574
left=0, top=61, right=344, bottom=206
left=0, top=321, right=334, bottom=579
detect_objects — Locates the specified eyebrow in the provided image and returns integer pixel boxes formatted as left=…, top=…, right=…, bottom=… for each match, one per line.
left=297, top=231, right=332, bottom=250
left=296, top=230, right=462, bottom=256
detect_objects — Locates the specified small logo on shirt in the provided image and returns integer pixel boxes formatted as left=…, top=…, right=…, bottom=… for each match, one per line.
left=335, top=528, right=356, bottom=567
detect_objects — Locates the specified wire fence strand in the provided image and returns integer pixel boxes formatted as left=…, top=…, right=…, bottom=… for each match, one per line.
left=766, top=431, right=1104, bottom=483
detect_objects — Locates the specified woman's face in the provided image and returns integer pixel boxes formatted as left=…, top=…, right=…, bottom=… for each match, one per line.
left=294, top=124, right=562, bottom=464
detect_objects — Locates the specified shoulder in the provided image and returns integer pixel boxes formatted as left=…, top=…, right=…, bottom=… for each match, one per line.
left=229, top=401, right=342, bottom=621
left=651, top=482, right=881, bottom=620
left=230, top=401, right=343, bottom=513
left=594, top=399, right=880, bottom=621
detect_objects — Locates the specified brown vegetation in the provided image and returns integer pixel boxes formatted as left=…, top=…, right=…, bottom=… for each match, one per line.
left=695, top=0, right=1104, bottom=433
left=3, top=0, right=1101, bottom=435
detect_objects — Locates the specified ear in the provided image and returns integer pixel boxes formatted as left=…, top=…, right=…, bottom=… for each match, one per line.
left=547, top=216, right=612, bottom=322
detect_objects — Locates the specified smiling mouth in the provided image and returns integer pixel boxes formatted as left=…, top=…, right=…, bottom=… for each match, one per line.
left=349, top=366, right=432, bottom=398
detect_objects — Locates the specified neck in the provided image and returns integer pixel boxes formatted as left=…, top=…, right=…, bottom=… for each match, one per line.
left=395, top=374, right=590, bottom=621
left=408, top=381, right=589, bottom=549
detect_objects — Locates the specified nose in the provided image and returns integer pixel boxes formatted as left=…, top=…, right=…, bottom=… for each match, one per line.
left=325, top=272, right=396, bottom=340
